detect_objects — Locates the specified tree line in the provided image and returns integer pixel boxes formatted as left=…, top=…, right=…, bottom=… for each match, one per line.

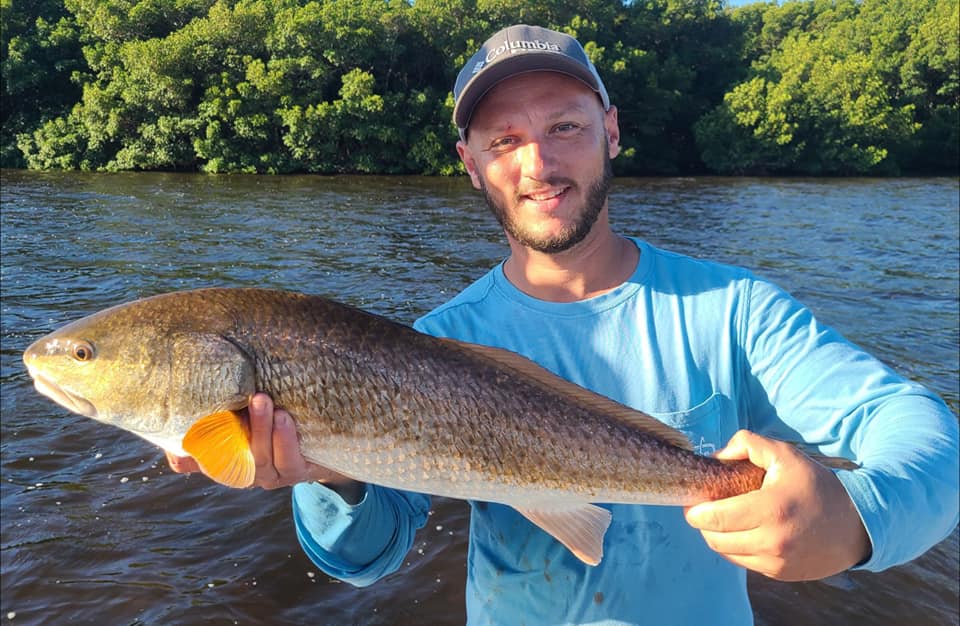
left=2, top=0, right=957, bottom=176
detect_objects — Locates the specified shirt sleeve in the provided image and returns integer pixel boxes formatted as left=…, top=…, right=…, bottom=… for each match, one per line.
left=740, top=277, right=959, bottom=572
left=291, top=481, right=431, bottom=587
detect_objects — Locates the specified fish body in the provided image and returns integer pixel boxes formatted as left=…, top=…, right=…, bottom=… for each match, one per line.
left=23, top=288, right=765, bottom=564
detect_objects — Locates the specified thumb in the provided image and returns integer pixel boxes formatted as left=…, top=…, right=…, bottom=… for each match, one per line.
left=714, top=429, right=779, bottom=470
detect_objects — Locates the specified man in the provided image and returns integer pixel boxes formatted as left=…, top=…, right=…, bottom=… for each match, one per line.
left=169, top=25, right=959, bottom=624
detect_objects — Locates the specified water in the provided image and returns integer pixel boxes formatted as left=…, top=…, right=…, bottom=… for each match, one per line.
left=1, top=170, right=957, bottom=625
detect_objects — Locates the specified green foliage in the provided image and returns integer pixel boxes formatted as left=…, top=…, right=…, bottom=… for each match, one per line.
left=899, top=0, right=960, bottom=171
left=2, top=0, right=85, bottom=167
left=3, top=0, right=957, bottom=174
left=696, top=0, right=955, bottom=175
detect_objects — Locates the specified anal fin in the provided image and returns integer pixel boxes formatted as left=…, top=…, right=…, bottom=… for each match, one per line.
left=515, top=501, right=612, bottom=566
left=182, top=410, right=255, bottom=488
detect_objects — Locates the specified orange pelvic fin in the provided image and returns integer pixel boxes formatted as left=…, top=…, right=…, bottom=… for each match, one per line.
left=182, top=410, right=255, bottom=488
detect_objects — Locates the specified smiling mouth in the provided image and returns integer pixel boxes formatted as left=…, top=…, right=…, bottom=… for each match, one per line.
left=521, top=185, right=572, bottom=207
left=525, top=187, right=566, bottom=201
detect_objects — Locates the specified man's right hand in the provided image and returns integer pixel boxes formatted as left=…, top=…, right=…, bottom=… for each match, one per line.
left=165, top=392, right=365, bottom=504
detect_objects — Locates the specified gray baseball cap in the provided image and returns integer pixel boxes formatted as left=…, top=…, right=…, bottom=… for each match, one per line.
left=453, top=24, right=610, bottom=141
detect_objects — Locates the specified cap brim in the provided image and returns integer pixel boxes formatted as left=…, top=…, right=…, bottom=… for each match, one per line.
left=453, top=53, right=603, bottom=132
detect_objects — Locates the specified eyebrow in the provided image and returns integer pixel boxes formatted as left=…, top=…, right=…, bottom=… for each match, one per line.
left=475, top=102, right=594, bottom=136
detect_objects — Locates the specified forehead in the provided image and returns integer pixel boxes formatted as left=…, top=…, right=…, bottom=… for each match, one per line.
left=468, top=71, right=601, bottom=131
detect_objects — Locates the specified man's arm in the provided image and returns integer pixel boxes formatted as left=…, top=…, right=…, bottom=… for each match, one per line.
left=166, top=393, right=430, bottom=587
left=686, top=278, right=958, bottom=580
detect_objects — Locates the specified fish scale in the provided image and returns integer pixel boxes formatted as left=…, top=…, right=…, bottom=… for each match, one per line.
left=23, top=287, right=766, bottom=565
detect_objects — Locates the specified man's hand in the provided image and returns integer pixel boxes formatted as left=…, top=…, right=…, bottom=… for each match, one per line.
left=684, top=429, right=870, bottom=581
left=165, top=393, right=364, bottom=503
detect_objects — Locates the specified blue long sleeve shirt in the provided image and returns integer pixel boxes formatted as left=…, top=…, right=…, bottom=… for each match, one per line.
left=292, top=238, right=959, bottom=625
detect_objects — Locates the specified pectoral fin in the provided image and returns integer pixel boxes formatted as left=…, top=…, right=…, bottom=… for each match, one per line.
left=515, top=502, right=612, bottom=566
left=182, top=410, right=255, bottom=488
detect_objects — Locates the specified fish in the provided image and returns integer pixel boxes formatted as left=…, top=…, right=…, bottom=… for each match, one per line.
left=22, top=287, right=766, bottom=566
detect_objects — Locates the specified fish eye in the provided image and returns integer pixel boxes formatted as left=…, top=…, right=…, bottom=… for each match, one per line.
left=72, top=341, right=95, bottom=362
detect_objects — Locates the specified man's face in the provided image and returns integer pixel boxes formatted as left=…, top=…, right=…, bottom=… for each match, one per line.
left=457, top=72, right=620, bottom=254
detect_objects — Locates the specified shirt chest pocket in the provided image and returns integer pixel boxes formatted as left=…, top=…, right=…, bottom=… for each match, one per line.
left=647, top=393, right=737, bottom=456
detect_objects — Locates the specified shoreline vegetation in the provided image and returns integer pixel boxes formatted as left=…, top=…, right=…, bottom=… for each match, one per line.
left=2, top=0, right=957, bottom=176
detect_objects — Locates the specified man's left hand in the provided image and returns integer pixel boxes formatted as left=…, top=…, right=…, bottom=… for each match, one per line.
left=684, top=429, right=871, bottom=581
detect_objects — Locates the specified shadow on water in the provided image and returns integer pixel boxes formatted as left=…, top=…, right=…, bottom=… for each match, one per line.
left=1, top=171, right=957, bottom=624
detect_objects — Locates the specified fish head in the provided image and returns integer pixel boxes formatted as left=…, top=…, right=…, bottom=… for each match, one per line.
left=22, top=294, right=256, bottom=456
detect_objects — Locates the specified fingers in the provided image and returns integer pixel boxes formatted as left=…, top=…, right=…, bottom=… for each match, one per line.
left=249, top=392, right=276, bottom=470
left=249, top=392, right=316, bottom=489
left=697, top=527, right=757, bottom=559
left=717, top=553, right=789, bottom=580
left=166, top=393, right=312, bottom=490
left=711, top=429, right=752, bottom=461
left=703, top=533, right=807, bottom=581
left=686, top=430, right=785, bottom=532
left=249, top=393, right=284, bottom=489
left=688, top=429, right=871, bottom=581
left=685, top=489, right=768, bottom=533
left=696, top=522, right=795, bottom=561
left=272, top=409, right=308, bottom=479
left=165, top=449, right=200, bottom=474
left=174, top=392, right=332, bottom=491
left=268, top=406, right=364, bottom=501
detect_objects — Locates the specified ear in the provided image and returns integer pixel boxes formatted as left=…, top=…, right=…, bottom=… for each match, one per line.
left=457, top=140, right=483, bottom=190
left=604, top=105, right=620, bottom=159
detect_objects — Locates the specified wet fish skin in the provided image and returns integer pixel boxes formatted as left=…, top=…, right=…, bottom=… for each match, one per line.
left=23, top=288, right=766, bottom=564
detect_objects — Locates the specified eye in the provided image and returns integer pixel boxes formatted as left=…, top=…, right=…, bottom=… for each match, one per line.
left=552, top=122, right=580, bottom=134
left=488, top=136, right=518, bottom=151
left=72, top=341, right=95, bottom=362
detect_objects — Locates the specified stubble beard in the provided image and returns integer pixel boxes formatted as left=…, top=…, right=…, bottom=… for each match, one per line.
left=480, top=149, right=614, bottom=255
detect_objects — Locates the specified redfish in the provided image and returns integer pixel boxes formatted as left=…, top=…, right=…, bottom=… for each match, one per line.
left=23, top=288, right=765, bottom=565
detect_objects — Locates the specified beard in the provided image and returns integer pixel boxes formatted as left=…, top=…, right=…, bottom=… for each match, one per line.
left=479, top=148, right=614, bottom=254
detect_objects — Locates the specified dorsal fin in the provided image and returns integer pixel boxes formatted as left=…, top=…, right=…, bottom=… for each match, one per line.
left=440, top=338, right=693, bottom=451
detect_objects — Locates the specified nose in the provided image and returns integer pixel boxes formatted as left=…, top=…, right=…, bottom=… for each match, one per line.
left=516, top=139, right=554, bottom=179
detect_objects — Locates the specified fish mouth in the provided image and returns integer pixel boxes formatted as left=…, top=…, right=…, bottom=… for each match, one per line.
left=25, top=365, right=97, bottom=418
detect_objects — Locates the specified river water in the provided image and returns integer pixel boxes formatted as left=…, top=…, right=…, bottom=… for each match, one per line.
left=1, top=170, right=957, bottom=625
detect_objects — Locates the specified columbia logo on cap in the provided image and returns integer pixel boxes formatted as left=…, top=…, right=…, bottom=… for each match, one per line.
left=476, top=38, right=562, bottom=73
